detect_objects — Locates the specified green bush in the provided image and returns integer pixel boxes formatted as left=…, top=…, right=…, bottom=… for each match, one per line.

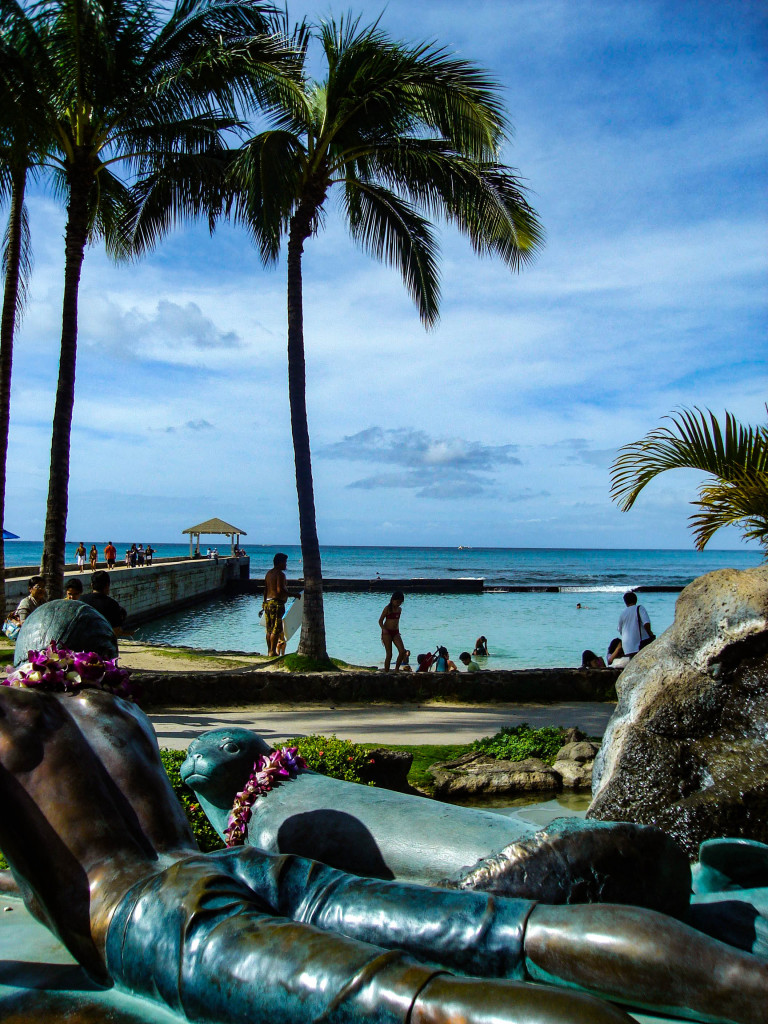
left=159, top=749, right=224, bottom=852
left=471, top=723, right=565, bottom=765
left=285, top=733, right=373, bottom=784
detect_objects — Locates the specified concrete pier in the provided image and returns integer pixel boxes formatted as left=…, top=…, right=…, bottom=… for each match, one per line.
left=5, top=555, right=250, bottom=624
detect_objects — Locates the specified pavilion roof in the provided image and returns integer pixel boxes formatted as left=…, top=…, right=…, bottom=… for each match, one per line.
left=182, top=518, right=247, bottom=536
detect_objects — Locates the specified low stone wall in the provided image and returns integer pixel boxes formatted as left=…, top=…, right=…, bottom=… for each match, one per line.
left=136, top=666, right=620, bottom=708
left=5, top=557, right=249, bottom=623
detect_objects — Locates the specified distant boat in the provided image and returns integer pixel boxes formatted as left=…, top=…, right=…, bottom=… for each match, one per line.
left=458, top=545, right=472, bottom=550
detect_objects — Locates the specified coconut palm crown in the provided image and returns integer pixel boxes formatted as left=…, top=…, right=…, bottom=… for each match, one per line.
left=131, top=15, right=543, bottom=658
left=23, top=0, right=293, bottom=597
left=611, top=407, right=768, bottom=552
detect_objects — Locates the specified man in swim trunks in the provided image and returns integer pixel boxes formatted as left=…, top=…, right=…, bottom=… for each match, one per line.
left=0, top=685, right=764, bottom=1024
left=263, top=552, right=288, bottom=656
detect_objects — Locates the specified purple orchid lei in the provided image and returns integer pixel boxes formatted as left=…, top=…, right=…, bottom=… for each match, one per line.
left=224, top=747, right=306, bottom=847
left=2, top=642, right=136, bottom=700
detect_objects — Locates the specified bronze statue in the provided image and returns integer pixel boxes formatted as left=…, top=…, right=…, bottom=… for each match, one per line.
left=0, top=684, right=765, bottom=1024
left=182, top=726, right=691, bottom=912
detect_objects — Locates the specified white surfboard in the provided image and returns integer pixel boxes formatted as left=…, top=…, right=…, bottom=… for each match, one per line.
left=282, top=594, right=303, bottom=641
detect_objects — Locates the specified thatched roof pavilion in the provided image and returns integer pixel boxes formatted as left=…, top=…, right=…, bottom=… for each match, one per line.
left=182, top=518, right=247, bottom=555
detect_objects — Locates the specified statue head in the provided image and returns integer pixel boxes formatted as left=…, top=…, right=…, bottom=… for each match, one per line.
left=14, top=599, right=118, bottom=666
left=181, top=728, right=273, bottom=807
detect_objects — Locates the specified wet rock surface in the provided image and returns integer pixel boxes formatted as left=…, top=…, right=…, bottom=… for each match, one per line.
left=589, top=564, right=768, bottom=857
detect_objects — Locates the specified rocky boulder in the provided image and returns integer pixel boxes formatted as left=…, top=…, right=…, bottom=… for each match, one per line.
left=552, top=758, right=594, bottom=790
left=429, top=751, right=562, bottom=798
left=589, top=564, right=768, bottom=857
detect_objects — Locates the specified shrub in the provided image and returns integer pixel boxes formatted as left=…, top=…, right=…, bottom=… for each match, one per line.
left=471, top=723, right=565, bottom=765
left=285, top=733, right=373, bottom=784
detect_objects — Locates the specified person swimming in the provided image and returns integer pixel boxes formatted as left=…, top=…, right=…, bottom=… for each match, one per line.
left=473, top=636, right=489, bottom=657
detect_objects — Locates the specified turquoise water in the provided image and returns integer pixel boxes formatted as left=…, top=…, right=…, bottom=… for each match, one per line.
left=134, top=588, right=683, bottom=670
left=5, top=542, right=758, bottom=589
left=122, top=545, right=758, bottom=670
left=7, top=543, right=760, bottom=668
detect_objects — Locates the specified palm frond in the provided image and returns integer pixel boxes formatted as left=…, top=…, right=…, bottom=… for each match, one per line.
left=691, top=474, right=768, bottom=551
left=90, top=165, right=134, bottom=258
left=126, top=148, right=236, bottom=255
left=2, top=194, right=32, bottom=328
left=611, top=407, right=768, bottom=551
left=229, top=129, right=305, bottom=263
left=342, top=179, right=440, bottom=326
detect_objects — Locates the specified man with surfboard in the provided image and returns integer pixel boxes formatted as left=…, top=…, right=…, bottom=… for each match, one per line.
left=263, top=552, right=289, bottom=656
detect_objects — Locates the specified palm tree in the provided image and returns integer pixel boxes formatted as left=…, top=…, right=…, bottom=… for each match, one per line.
left=24, top=0, right=291, bottom=598
left=236, top=17, right=542, bottom=658
left=0, top=0, right=52, bottom=610
left=132, top=15, right=543, bottom=658
left=611, top=407, right=768, bottom=551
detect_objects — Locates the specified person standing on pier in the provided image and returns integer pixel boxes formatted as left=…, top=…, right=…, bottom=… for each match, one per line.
left=263, top=553, right=289, bottom=657
left=104, top=541, right=117, bottom=569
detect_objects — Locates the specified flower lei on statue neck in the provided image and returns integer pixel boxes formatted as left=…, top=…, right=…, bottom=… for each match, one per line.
left=225, top=747, right=306, bottom=847
left=2, top=642, right=136, bottom=700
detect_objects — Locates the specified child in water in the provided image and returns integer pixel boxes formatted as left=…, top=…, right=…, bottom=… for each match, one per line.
left=378, top=591, right=407, bottom=671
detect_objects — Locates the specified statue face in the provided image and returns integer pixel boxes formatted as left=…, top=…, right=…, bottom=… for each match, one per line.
left=181, top=728, right=272, bottom=803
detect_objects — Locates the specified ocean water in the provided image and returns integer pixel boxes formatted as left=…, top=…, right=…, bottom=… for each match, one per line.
left=9, top=542, right=751, bottom=670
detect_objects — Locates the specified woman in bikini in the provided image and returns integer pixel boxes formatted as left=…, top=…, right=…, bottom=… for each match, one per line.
left=378, top=590, right=407, bottom=671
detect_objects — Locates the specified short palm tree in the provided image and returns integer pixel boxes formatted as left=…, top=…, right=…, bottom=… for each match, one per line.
left=133, top=15, right=543, bottom=658
left=611, top=407, right=768, bottom=551
left=26, top=0, right=290, bottom=597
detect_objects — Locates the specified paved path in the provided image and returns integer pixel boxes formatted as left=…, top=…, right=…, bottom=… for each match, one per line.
left=150, top=701, right=616, bottom=749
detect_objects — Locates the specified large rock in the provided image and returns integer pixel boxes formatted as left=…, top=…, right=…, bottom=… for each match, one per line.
left=552, top=758, right=594, bottom=789
left=429, top=751, right=562, bottom=797
left=589, top=564, right=768, bottom=857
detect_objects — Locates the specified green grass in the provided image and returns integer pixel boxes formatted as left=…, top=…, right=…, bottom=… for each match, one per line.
left=281, top=653, right=376, bottom=672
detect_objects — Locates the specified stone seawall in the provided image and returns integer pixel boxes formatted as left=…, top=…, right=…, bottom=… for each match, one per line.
left=5, top=556, right=249, bottom=623
left=136, top=666, right=620, bottom=708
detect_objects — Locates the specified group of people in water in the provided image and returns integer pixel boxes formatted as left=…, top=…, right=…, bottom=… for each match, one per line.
left=379, top=590, right=488, bottom=673
left=379, top=588, right=656, bottom=675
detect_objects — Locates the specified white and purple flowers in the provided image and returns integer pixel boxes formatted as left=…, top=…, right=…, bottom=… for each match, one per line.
left=225, top=747, right=306, bottom=847
left=3, top=642, right=135, bottom=700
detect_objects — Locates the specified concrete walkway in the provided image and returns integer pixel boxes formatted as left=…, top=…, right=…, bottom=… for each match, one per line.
left=150, top=700, right=617, bottom=749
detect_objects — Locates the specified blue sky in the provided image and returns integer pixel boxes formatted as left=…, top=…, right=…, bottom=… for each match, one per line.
left=7, top=0, right=767, bottom=549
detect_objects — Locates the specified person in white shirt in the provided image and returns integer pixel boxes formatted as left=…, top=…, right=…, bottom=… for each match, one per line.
left=618, top=592, right=652, bottom=656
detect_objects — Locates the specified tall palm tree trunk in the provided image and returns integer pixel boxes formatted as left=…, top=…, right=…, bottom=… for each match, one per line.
left=0, top=167, right=26, bottom=615
left=287, top=205, right=327, bottom=658
left=41, top=166, right=92, bottom=599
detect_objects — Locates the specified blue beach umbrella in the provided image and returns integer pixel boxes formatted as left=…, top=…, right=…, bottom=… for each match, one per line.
left=2, top=530, right=19, bottom=540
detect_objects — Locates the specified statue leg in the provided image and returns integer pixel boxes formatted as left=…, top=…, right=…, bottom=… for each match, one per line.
left=231, top=848, right=766, bottom=1024
left=106, top=854, right=632, bottom=1024
left=524, top=903, right=768, bottom=1024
